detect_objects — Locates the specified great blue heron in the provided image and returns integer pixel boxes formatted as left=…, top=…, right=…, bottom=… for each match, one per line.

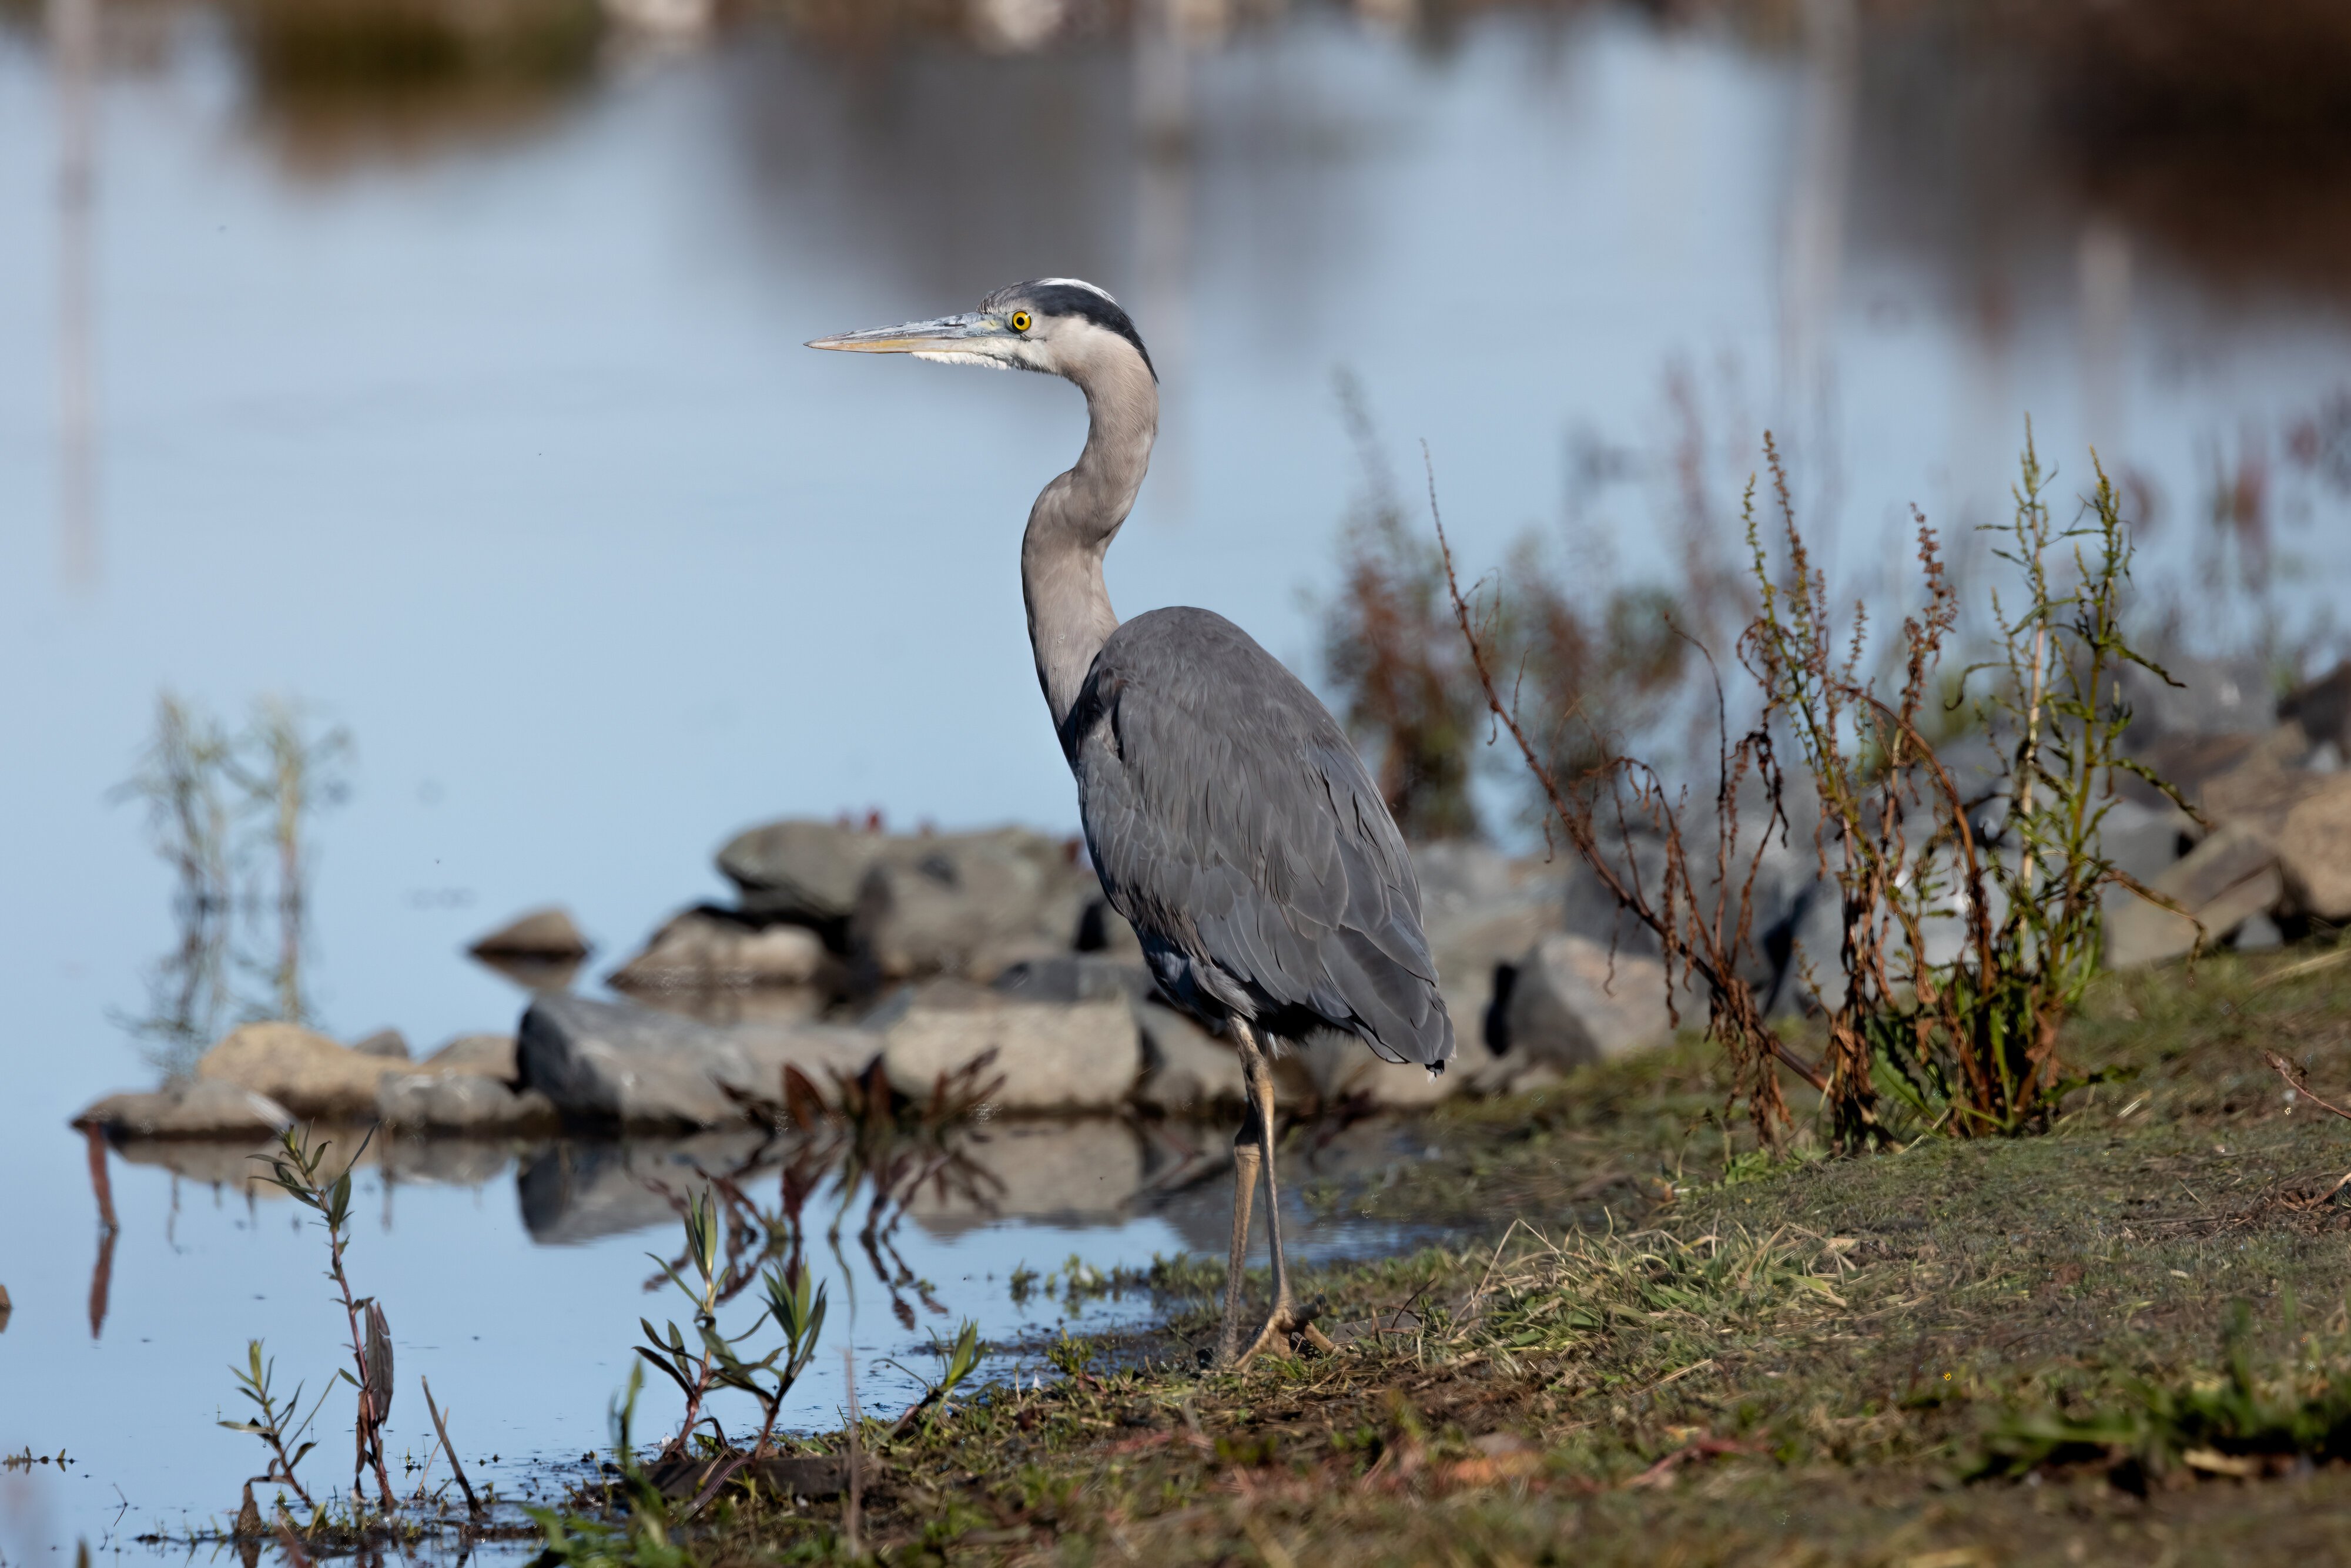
left=811, top=279, right=1454, bottom=1365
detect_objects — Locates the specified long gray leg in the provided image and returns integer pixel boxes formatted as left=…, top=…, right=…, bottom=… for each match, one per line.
left=1220, top=1021, right=1334, bottom=1366
left=1213, top=1061, right=1264, bottom=1367
left=1247, top=1039, right=1292, bottom=1316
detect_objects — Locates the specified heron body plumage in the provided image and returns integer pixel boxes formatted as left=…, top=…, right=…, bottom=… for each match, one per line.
left=811, top=277, right=1451, bottom=1364
left=1064, top=607, right=1454, bottom=1073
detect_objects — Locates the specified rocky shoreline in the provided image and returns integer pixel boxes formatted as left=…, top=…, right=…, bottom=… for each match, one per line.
left=73, top=655, right=2351, bottom=1143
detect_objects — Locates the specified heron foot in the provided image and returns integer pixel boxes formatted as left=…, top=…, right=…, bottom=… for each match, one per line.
left=1220, top=1295, right=1335, bottom=1369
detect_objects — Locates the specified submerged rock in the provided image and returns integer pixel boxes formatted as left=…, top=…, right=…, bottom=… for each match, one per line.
left=870, top=980, right=1140, bottom=1112
left=518, top=1132, right=771, bottom=1243
left=469, top=906, right=593, bottom=959
left=517, top=993, right=875, bottom=1128
left=73, top=1079, right=295, bottom=1139
left=903, top=1118, right=1146, bottom=1233
left=608, top=908, right=829, bottom=991
left=195, top=1022, right=403, bottom=1118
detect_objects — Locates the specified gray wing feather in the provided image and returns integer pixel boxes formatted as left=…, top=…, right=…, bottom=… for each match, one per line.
left=1066, top=606, right=1454, bottom=1068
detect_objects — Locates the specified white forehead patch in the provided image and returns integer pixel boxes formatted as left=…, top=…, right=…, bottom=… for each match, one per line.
left=1033, top=277, right=1117, bottom=303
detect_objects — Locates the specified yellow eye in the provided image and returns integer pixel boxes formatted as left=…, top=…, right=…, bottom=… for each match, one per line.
left=1010, top=310, right=1032, bottom=333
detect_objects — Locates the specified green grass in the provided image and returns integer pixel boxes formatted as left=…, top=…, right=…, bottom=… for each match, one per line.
left=639, top=946, right=2351, bottom=1564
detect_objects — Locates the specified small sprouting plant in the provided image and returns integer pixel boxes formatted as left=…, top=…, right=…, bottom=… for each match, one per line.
left=635, top=1190, right=829, bottom=1466
left=702, top=1261, right=829, bottom=1460
left=253, top=1124, right=398, bottom=1506
left=882, top=1321, right=981, bottom=1439
left=635, top=1190, right=728, bottom=1458
left=219, top=1339, right=329, bottom=1507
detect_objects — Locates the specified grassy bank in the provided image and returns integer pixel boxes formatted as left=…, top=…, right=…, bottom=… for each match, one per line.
left=612, top=947, right=2351, bottom=1565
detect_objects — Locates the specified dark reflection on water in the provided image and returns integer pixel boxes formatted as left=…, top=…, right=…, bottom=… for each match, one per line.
left=31, top=1111, right=1419, bottom=1562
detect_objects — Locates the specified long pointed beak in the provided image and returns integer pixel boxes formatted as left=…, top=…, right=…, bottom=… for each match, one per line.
left=805, top=312, right=999, bottom=354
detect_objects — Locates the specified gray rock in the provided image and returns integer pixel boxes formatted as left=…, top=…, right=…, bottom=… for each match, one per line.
left=417, top=1032, right=519, bottom=1083
left=990, top=954, right=1151, bottom=1004
left=1501, top=933, right=1675, bottom=1069
left=376, top=1072, right=557, bottom=1131
left=718, top=818, right=891, bottom=927
left=2107, top=819, right=2283, bottom=967
left=850, top=827, right=1096, bottom=984
left=469, top=906, right=592, bottom=959
left=2278, top=774, right=2351, bottom=922
left=517, top=993, right=877, bottom=1128
left=73, top=1079, right=296, bottom=1139
left=350, top=1028, right=411, bottom=1060
left=1131, top=1001, right=1246, bottom=1115
left=1412, top=842, right=1570, bottom=1094
left=870, top=979, right=1140, bottom=1112
left=2282, top=662, right=2351, bottom=756
left=608, top=908, right=829, bottom=991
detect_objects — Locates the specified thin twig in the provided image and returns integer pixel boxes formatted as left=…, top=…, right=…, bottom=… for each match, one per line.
left=420, top=1378, right=481, bottom=1517
left=2268, top=1050, right=2351, bottom=1124
left=843, top=1348, right=862, bottom=1560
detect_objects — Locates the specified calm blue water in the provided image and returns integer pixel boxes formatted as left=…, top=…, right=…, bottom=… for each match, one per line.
left=3, top=3, right=2349, bottom=1558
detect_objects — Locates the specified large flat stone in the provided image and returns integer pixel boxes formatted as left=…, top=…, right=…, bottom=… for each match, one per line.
left=195, top=1022, right=403, bottom=1118
left=74, top=1079, right=296, bottom=1140
left=2279, top=775, right=2351, bottom=921
left=517, top=993, right=877, bottom=1128
left=871, top=980, right=1140, bottom=1112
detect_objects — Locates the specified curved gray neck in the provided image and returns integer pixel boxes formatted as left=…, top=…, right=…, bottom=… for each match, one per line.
left=1023, top=347, right=1158, bottom=734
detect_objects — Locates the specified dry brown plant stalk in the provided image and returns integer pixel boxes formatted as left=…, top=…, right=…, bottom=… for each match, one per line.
left=1430, top=457, right=1824, bottom=1147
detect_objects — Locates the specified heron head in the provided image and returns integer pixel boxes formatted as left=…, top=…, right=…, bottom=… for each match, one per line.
left=806, top=279, right=1156, bottom=386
